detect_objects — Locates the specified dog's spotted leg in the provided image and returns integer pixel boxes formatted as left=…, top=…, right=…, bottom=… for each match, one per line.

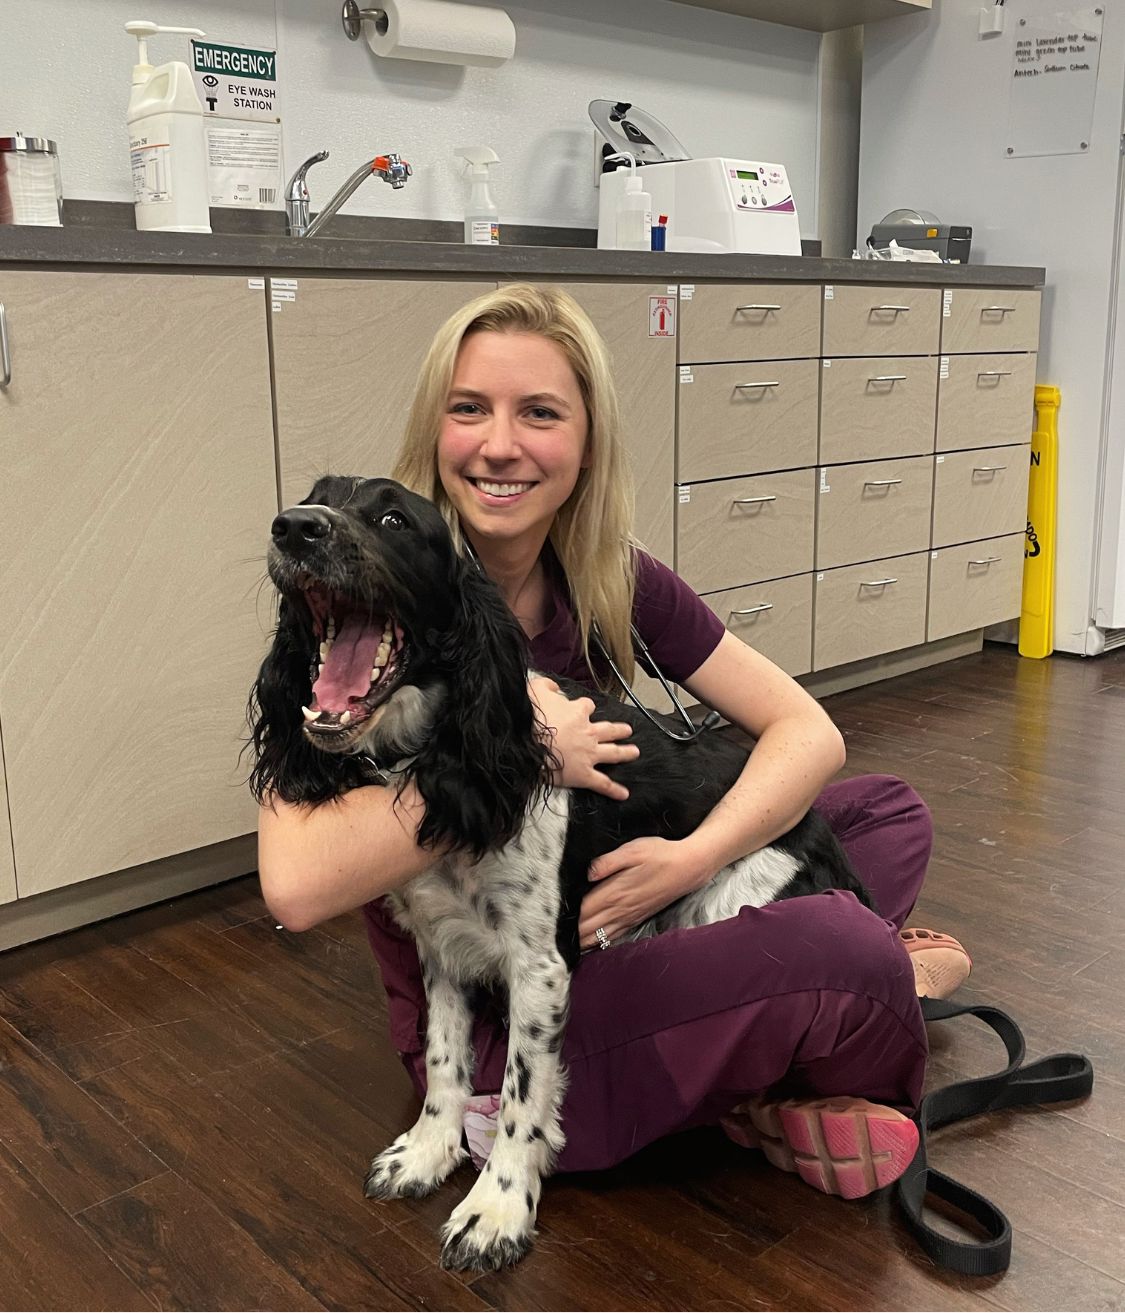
left=365, top=963, right=473, bottom=1201
left=440, top=950, right=569, bottom=1271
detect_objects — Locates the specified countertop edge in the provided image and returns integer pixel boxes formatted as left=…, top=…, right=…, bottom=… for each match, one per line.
left=0, top=227, right=1046, bottom=286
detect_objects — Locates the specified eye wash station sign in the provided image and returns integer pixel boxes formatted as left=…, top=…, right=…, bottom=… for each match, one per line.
left=190, top=39, right=283, bottom=210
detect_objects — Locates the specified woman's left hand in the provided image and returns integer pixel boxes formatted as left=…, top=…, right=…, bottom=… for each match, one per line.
left=577, top=837, right=713, bottom=951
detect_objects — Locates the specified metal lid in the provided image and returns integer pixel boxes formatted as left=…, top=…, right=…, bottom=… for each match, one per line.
left=587, top=100, right=690, bottom=167
left=0, top=134, right=59, bottom=155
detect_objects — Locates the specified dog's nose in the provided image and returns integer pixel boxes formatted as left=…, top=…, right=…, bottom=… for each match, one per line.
left=271, top=507, right=333, bottom=553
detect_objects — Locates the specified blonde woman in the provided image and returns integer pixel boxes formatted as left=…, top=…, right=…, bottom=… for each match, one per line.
left=258, top=284, right=970, bottom=1193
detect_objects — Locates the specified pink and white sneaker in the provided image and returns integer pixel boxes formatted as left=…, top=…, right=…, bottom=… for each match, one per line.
left=463, top=1092, right=502, bottom=1170
left=721, top=1095, right=919, bottom=1199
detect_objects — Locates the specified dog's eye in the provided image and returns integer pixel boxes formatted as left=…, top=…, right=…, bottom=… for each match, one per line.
left=380, top=511, right=407, bottom=531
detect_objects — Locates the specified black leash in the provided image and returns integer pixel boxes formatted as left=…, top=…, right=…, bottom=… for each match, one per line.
left=895, top=996, right=1094, bottom=1275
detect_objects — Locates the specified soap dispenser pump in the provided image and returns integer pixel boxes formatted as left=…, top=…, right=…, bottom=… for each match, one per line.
left=454, top=146, right=500, bottom=245
left=125, top=19, right=211, bottom=234
left=606, top=152, right=651, bottom=252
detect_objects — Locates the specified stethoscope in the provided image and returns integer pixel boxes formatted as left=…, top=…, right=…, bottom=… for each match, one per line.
left=462, top=540, right=720, bottom=744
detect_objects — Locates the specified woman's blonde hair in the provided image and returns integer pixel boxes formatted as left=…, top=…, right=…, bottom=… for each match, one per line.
left=392, top=283, right=638, bottom=688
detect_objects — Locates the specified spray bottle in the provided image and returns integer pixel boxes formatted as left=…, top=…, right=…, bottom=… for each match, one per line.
left=606, top=152, right=651, bottom=252
left=454, top=146, right=500, bottom=245
left=125, top=20, right=211, bottom=233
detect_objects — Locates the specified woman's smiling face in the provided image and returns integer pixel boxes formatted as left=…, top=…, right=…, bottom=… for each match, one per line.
left=437, top=330, right=590, bottom=555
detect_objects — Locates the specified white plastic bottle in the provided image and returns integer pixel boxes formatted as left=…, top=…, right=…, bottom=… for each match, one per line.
left=454, top=146, right=500, bottom=245
left=125, top=20, right=211, bottom=233
left=608, top=152, right=651, bottom=252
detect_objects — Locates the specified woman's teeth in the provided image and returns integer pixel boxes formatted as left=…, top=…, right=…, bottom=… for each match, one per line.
left=474, top=479, right=534, bottom=498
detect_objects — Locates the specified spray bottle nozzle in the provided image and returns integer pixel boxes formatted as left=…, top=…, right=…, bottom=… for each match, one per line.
left=454, top=145, right=500, bottom=177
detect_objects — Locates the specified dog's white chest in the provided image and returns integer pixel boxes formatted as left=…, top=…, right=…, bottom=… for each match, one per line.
left=389, top=794, right=571, bottom=984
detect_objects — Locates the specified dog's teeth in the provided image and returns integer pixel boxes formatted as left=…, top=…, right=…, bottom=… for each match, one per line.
left=319, top=640, right=332, bottom=660
left=375, top=642, right=390, bottom=667
left=371, top=666, right=380, bottom=682
left=327, top=617, right=337, bottom=639
left=301, top=705, right=319, bottom=722
left=340, top=710, right=352, bottom=726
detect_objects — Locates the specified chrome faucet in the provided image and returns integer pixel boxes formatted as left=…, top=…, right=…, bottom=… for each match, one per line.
left=285, top=151, right=412, bottom=238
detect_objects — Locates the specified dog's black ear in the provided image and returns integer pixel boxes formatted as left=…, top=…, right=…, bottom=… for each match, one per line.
left=405, top=557, right=549, bottom=860
left=245, top=598, right=370, bottom=805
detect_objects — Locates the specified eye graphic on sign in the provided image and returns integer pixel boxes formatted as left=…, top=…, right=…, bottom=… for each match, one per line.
left=202, top=74, right=219, bottom=87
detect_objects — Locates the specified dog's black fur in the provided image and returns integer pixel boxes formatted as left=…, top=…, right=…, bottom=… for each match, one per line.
left=248, top=475, right=873, bottom=1269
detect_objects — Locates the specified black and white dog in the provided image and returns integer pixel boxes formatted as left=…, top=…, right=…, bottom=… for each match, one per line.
left=248, top=475, right=873, bottom=1272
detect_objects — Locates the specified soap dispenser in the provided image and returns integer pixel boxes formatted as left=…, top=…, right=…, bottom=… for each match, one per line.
left=454, top=146, right=500, bottom=245
left=125, top=19, right=211, bottom=233
left=607, top=152, right=651, bottom=252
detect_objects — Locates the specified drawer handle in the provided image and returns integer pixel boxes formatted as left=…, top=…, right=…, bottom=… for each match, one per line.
left=977, top=370, right=1013, bottom=378
left=736, top=303, right=781, bottom=312
left=868, top=374, right=907, bottom=383
left=729, top=603, right=774, bottom=617
left=871, top=304, right=911, bottom=312
left=981, top=305, right=1016, bottom=314
left=860, top=577, right=898, bottom=588
left=732, top=495, right=777, bottom=506
left=968, top=556, right=1002, bottom=566
left=0, top=303, right=10, bottom=390
left=734, top=380, right=781, bottom=390
left=972, top=464, right=1008, bottom=473
left=864, top=478, right=903, bottom=488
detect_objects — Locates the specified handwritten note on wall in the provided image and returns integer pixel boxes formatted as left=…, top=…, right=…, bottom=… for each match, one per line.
left=1006, top=5, right=1104, bottom=158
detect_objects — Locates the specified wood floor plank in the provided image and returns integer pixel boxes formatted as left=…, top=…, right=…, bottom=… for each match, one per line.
left=0, top=1019, right=165, bottom=1215
left=0, top=1140, right=155, bottom=1311
left=76, top=1171, right=325, bottom=1312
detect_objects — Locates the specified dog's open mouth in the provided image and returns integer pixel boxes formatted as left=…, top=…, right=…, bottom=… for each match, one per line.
left=298, top=577, right=407, bottom=742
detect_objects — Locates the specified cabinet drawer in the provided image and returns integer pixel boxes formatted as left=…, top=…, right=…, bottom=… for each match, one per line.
left=678, top=359, right=819, bottom=481
left=822, top=285, right=941, bottom=357
left=816, top=455, right=933, bottom=569
left=932, top=445, right=1029, bottom=548
left=819, top=357, right=938, bottom=463
left=927, top=535, right=1025, bottom=642
left=940, top=288, right=1041, bottom=354
left=676, top=469, right=815, bottom=594
left=701, top=573, right=813, bottom=677
left=678, top=283, right=821, bottom=363
left=936, top=351, right=1037, bottom=452
left=813, top=553, right=929, bottom=671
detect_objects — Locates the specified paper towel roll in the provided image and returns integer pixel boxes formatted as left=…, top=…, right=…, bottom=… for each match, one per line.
left=366, top=0, right=515, bottom=67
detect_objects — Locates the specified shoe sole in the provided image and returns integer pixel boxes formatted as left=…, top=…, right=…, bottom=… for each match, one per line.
left=721, top=1096, right=919, bottom=1200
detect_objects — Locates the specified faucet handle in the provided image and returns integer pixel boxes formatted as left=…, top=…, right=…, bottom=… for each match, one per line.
left=285, top=151, right=329, bottom=237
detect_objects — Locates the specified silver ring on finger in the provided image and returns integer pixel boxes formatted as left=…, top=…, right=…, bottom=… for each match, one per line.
left=595, top=926, right=611, bottom=951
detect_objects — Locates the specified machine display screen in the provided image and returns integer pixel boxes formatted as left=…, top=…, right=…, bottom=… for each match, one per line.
left=736, top=170, right=760, bottom=181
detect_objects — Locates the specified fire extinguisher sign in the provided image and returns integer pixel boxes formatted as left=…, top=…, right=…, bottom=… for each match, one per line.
left=649, top=295, right=676, bottom=337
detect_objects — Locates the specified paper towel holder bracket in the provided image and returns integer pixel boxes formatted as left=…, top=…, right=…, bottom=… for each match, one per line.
left=342, top=0, right=389, bottom=40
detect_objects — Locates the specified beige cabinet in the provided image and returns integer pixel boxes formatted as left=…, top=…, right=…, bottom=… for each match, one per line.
left=556, top=283, right=676, bottom=567
left=0, top=742, right=14, bottom=905
left=813, top=553, right=929, bottom=670
left=678, top=283, right=821, bottom=363
left=702, top=574, right=813, bottom=677
left=269, top=277, right=494, bottom=507
left=0, top=271, right=275, bottom=897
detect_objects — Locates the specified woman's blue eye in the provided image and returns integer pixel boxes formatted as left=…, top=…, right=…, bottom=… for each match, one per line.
left=450, top=402, right=483, bottom=415
left=528, top=406, right=558, bottom=420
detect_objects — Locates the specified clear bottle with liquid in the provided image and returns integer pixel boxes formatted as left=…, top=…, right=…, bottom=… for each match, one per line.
left=455, top=146, right=500, bottom=245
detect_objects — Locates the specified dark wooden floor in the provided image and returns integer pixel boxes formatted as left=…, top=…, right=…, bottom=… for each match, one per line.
left=1, top=643, right=1124, bottom=1311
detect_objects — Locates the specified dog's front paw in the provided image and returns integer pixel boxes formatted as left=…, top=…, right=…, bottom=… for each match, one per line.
left=364, top=1126, right=466, bottom=1201
left=439, top=1179, right=538, bottom=1271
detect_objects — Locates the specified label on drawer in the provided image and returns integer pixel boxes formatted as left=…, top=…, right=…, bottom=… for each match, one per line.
left=680, top=284, right=694, bottom=300
left=940, top=355, right=950, bottom=378
left=678, top=486, right=692, bottom=503
left=943, top=289, right=953, bottom=318
left=822, top=359, right=832, bottom=368
left=824, top=285, right=834, bottom=300
left=678, top=367, right=694, bottom=384
left=247, top=277, right=264, bottom=290
left=819, top=468, right=831, bottom=494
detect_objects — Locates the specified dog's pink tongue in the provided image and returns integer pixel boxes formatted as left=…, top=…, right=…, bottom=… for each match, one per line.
left=311, top=614, right=383, bottom=711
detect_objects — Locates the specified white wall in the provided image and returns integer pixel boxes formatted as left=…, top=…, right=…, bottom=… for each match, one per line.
left=0, top=0, right=823, bottom=234
left=858, top=0, right=1125, bottom=654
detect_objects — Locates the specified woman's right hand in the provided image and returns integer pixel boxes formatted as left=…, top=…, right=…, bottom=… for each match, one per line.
left=528, top=675, right=639, bottom=801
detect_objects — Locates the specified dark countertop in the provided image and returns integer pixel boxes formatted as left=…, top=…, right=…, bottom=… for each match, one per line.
left=0, top=203, right=1045, bottom=286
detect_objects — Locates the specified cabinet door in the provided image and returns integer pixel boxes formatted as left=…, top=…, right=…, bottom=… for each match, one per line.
left=0, top=734, right=14, bottom=905
left=270, top=277, right=494, bottom=507
left=0, top=271, right=275, bottom=897
left=556, top=283, right=676, bottom=567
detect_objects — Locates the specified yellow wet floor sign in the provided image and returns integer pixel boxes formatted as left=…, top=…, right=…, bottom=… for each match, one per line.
left=1019, top=385, right=1059, bottom=659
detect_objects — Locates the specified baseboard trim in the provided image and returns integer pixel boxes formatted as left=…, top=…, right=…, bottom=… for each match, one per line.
left=0, top=835, right=257, bottom=951
left=798, top=630, right=984, bottom=700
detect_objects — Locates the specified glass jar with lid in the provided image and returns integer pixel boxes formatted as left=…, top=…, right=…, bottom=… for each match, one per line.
left=0, top=134, right=63, bottom=226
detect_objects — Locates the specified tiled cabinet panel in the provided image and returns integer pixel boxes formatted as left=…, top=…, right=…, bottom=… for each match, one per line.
left=815, top=455, right=934, bottom=569
left=940, top=288, right=1041, bottom=355
left=928, top=535, right=1025, bottom=642
left=932, top=445, right=1031, bottom=548
left=822, top=285, right=942, bottom=357
left=678, top=283, right=821, bottom=363
left=701, top=574, right=814, bottom=677
left=936, top=351, right=1037, bottom=452
left=813, top=553, right=930, bottom=670
left=819, top=356, right=938, bottom=464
